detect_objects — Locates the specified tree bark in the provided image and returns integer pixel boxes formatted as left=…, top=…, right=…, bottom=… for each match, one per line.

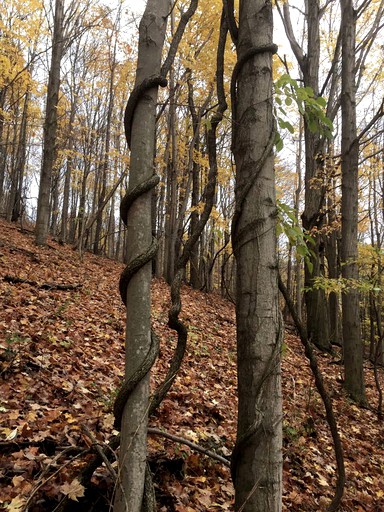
left=113, top=2, right=169, bottom=511
left=278, top=0, right=331, bottom=351
left=340, top=0, right=367, bottom=404
left=164, top=58, right=178, bottom=284
left=231, top=1, right=282, bottom=510
left=35, top=0, right=65, bottom=245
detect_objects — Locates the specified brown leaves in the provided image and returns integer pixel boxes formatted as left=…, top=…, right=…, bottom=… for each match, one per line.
left=1, top=218, right=384, bottom=511
left=60, top=479, right=85, bottom=501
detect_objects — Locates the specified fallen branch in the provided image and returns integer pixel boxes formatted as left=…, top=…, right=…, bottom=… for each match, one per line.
left=77, top=423, right=231, bottom=495
left=4, top=275, right=82, bottom=291
left=148, top=427, right=230, bottom=467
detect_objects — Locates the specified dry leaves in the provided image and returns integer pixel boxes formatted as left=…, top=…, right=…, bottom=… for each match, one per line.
left=0, top=219, right=383, bottom=511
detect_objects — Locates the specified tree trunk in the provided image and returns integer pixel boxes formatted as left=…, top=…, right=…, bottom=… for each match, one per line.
left=35, top=0, right=64, bottom=245
left=7, top=87, right=30, bottom=223
left=326, top=169, right=341, bottom=346
left=93, top=48, right=117, bottom=255
left=231, top=1, right=282, bottom=510
left=340, top=0, right=367, bottom=404
left=60, top=92, right=77, bottom=244
left=164, top=63, right=178, bottom=284
left=279, top=0, right=331, bottom=351
left=0, top=88, right=6, bottom=212
left=113, top=1, right=169, bottom=511
left=294, top=117, right=303, bottom=321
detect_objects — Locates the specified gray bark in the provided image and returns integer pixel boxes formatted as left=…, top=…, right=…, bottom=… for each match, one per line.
left=231, top=1, right=282, bottom=510
left=59, top=100, right=76, bottom=244
left=164, top=64, right=178, bottom=284
left=340, top=0, right=367, bottom=404
left=113, top=1, right=169, bottom=511
left=35, top=0, right=65, bottom=245
left=279, top=0, right=331, bottom=350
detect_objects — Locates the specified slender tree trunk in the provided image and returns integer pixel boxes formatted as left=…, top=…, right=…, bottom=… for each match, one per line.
left=279, top=0, right=330, bottom=350
left=340, top=0, right=367, bottom=404
left=164, top=61, right=178, bottom=284
left=187, top=74, right=205, bottom=289
left=231, top=1, right=282, bottom=510
left=76, top=168, right=90, bottom=251
left=302, top=0, right=330, bottom=350
left=0, top=88, right=7, bottom=211
left=113, top=2, right=169, bottom=511
left=8, top=88, right=30, bottom=223
left=94, top=54, right=116, bottom=254
left=326, top=172, right=341, bottom=346
left=60, top=97, right=77, bottom=244
left=155, top=179, right=165, bottom=277
left=35, top=0, right=64, bottom=245
left=372, top=176, right=384, bottom=365
left=294, top=117, right=303, bottom=321
left=6, top=101, right=21, bottom=223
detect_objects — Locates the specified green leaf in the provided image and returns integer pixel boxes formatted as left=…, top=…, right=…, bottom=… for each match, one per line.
left=297, top=244, right=308, bottom=257
left=305, top=258, right=314, bottom=275
left=316, top=96, right=327, bottom=107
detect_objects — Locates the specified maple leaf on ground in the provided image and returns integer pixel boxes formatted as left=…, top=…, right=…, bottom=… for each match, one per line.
left=60, top=479, right=85, bottom=501
left=4, top=496, right=26, bottom=512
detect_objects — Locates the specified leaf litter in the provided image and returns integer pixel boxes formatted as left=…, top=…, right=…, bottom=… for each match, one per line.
left=0, top=218, right=383, bottom=511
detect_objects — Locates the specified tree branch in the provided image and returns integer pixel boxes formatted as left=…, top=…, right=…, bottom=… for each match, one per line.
left=148, top=427, right=230, bottom=467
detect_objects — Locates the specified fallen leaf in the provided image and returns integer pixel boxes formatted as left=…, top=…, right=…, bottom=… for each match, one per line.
left=60, top=479, right=85, bottom=501
left=5, top=428, right=18, bottom=441
left=5, top=496, right=26, bottom=511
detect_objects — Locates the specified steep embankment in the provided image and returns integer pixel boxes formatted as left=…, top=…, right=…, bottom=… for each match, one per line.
left=0, top=219, right=383, bottom=511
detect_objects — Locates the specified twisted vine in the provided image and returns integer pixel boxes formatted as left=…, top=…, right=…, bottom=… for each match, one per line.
left=149, top=10, right=229, bottom=416
left=230, top=44, right=278, bottom=255
left=230, top=325, right=282, bottom=482
left=229, top=29, right=283, bottom=500
left=113, top=76, right=167, bottom=431
left=124, top=76, right=167, bottom=150
left=60, top=4, right=203, bottom=510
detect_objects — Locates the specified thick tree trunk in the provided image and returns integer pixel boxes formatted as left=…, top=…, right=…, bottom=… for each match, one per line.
left=35, top=0, right=64, bottom=245
left=113, top=2, right=169, bottom=511
left=231, top=1, right=282, bottom=510
left=340, top=0, right=367, bottom=403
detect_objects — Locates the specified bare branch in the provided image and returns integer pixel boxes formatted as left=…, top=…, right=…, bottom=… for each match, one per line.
left=275, top=0, right=306, bottom=70
left=148, top=428, right=230, bottom=467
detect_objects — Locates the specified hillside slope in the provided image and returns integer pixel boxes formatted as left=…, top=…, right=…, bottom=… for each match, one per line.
left=0, top=219, right=383, bottom=511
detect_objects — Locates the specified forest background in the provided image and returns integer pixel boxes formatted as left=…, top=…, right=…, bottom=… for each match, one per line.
left=1, top=0, right=384, bottom=511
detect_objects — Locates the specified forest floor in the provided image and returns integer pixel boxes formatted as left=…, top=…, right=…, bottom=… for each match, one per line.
left=0, top=218, right=383, bottom=512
